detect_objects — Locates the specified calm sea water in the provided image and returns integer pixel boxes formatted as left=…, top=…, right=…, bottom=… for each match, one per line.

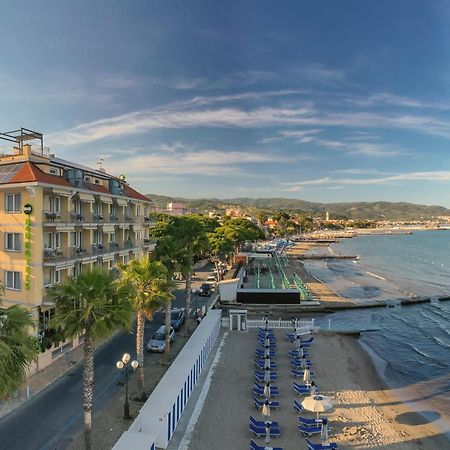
left=304, top=231, right=450, bottom=410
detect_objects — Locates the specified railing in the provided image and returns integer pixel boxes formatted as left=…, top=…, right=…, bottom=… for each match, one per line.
left=69, top=212, right=84, bottom=222
left=110, top=215, right=119, bottom=222
left=43, top=211, right=62, bottom=223
left=246, top=318, right=315, bottom=331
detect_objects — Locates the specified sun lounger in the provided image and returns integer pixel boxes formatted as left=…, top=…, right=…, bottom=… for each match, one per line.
left=255, top=349, right=276, bottom=356
left=254, top=382, right=279, bottom=392
left=293, top=384, right=311, bottom=396
left=249, top=422, right=281, bottom=438
left=256, top=361, right=277, bottom=370
left=253, top=387, right=280, bottom=398
left=250, top=439, right=283, bottom=450
left=292, top=368, right=315, bottom=378
left=250, top=416, right=279, bottom=428
left=291, top=359, right=312, bottom=368
left=298, top=416, right=326, bottom=426
left=255, top=371, right=277, bottom=382
left=253, top=396, right=280, bottom=409
left=305, top=438, right=338, bottom=450
left=293, top=399, right=304, bottom=413
left=258, top=327, right=275, bottom=334
left=298, top=424, right=323, bottom=437
left=289, top=349, right=309, bottom=357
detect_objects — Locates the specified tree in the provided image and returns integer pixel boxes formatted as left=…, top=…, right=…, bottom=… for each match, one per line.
left=0, top=291, right=39, bottom=399
left=206, top=232, right=234, bottom=280
left=48, top=269, right=133, bottom=450
left=118, top=258, right=173, bottom=400
left=217, top=218, right=264, bottom=255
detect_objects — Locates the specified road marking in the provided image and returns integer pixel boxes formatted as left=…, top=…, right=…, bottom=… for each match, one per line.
left=177, top=332, right=228, bottom=450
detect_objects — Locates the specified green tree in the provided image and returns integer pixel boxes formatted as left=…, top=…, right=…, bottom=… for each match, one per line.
left=48, top=269, right=133, bottom=450
left=217, top=218, right=264, bottom=254
left=206, top=232, right=234, bottom=280
left=0, top=292, right=39, bottom=399
left=119, top=258, right=173, bottom=400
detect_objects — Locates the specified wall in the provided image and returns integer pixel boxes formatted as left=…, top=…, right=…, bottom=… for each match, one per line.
left=113, top=309, right=222, bottom=450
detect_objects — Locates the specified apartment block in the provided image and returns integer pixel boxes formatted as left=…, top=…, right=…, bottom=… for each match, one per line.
left=0, top=128, right=156, bottom=370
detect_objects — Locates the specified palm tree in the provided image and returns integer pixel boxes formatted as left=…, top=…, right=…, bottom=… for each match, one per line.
left=0, top=290, right=39, bottom=399
left=118, top=257, right=173, bottom=400
left=48, top=269, right=133, bottom=450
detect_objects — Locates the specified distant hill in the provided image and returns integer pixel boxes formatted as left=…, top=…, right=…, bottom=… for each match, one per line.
left=145, top=194, right=450, bottom=220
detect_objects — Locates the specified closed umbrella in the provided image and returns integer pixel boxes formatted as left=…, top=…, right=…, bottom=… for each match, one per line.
left=303, top=367, right=311, bottom=386
left=264, top=366, right=271, bottom=382
left=321, top=418, right=329, bottom=443
left=264, top=344, right=270, bottom=358
left=265, top=421, right=271, bottom=444
left=301, top=395, right=333, bottom=420
left=300, top=354, right=307, bottom=369
left=262, top=399, right=270, bottom=420
left=264, top=381, right=271, bottom=398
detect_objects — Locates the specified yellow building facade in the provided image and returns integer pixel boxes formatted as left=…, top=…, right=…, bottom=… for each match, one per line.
left=0, top=129, right=155, bottom=371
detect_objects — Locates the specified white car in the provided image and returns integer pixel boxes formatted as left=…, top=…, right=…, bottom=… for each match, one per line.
left=147, top=325, right=175, bottom=352
left=206, top=275, right=217, bottom=285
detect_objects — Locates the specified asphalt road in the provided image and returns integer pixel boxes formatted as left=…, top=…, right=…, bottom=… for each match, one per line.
left=0, top=269, right=215, bottom=450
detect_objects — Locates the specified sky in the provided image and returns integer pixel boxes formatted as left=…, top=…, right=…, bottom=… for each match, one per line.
left=2, top=1, right=450, bottom=206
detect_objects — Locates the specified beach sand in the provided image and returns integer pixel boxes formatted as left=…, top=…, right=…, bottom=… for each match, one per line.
left=185, top=330, right=449, bottom=450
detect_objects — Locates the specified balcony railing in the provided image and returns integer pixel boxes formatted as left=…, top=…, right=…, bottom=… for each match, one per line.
left=109, top=242, right=120, bottom=252
left=69, top=212, right=84, bottom=222
left=43, top=211, right=63, bottom=223
left=109, top=215, right=119, bottom=222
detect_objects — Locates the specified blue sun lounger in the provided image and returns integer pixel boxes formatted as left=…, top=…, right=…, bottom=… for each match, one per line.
left=256, top=360, right=277, bottom=370
left=253, top=386, right=280, bottom=398
left=299, top=416, right=326, bottom=426
left=249, top=422, right=281, bottom=438
left=250, top=439, right=283, bottom=450
left=250, top=416, right=280, bottom=428
left=293, top=383, right=312, bottom=396
left=255, top=349, right=276, bottom=358
left=255, top=371, right=277, bottom=382
left=298, top=423, right=325, bottom=437
left=292, top=368, right=315, bottom=378
left=306, top=438, right=338, bottom=450
left=254, top=382, right=279, bottom=392
left=293, top=399, right=304, bottom=413
left=253, top=396, right=280, bottom=410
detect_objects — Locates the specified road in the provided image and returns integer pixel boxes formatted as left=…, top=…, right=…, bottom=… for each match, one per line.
left=0, top=268, right=215, bottom=450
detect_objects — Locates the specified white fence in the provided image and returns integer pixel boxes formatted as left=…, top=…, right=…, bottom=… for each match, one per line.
left=247, top=318, right=315, bottom=331
left=113, top=310, right=222, bottom=450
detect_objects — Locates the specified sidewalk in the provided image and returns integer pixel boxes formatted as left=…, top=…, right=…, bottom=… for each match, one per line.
left=0, top=332, right=117, bottom=420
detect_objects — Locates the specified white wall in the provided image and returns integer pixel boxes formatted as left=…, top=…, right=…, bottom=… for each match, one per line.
left=113, top=309, right=222, bottom=450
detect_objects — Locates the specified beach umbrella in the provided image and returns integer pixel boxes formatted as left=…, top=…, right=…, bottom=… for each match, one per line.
left=262, top=399, right=270, bottom=420
left=300, top=354, right=307, bottom=369
left=301, top=395, right=333, bottom=420
left=321, top=418, right=329, bottom=443
left=264, top=366, right=271, bottom=382
left=303, top=367, right=311, bottom=385
left=264, top=381, right=271, bottom=398
left=265, top=420, right=271, bottom=444
left=264, top=344, right=270, bottom=357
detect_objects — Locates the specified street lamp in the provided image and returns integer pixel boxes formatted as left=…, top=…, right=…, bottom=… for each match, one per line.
left=116, top=353, right=138, bottom=420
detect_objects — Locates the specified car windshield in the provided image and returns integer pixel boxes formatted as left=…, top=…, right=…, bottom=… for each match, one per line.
left=152, top=332, right=165, bottom=340
left=171, top=312, right=181, bottom=320
left=201, top=284, right=210, bottom=289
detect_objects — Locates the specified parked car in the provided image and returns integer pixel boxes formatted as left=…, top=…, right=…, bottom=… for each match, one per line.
left=170, top=308, right=186, bottom=330
left=147, top=325, right=175, bottom=352
left=198, top=283, right=212, bottom=297
left=206, top=275, right=217, bottom=285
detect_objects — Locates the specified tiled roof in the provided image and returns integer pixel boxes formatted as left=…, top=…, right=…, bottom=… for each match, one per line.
left=84, top=182, right=110, bottom=194
left=7, top=162, right=72, bottom=187
left=123, top=184, right=151, bottom=202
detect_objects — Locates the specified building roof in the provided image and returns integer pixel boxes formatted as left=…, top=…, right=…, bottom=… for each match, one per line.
left=123, top=184, right=151, bottom=201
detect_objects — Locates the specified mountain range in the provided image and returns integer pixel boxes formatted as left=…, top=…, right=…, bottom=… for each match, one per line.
left=145, top=194, right=450, bottom=220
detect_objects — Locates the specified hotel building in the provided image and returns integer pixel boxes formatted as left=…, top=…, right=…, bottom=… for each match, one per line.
left=0, top=128, right=155, bottom=369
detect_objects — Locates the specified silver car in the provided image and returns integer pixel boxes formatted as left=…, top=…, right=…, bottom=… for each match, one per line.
left=147, top=325, right=175, bottom=352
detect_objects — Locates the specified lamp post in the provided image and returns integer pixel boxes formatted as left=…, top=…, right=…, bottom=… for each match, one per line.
left=116, top=353, right=138, bottom=420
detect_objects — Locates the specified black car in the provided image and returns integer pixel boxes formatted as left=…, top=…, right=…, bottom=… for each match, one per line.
left=170, top=309, right=186, bottom=330
left=198, top=283, right=212, bottom=296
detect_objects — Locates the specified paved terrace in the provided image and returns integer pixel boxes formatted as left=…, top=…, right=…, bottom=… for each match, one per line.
left=178, top=329, right=323, bottom=450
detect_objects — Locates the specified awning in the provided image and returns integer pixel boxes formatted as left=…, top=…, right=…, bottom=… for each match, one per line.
left=52, top=188, right=71, bottom=196
left=78, top=192, right=95, bottom=202
left=114, top=198, right=128, bottom=207
left=99, top=195, right=113, bottom=204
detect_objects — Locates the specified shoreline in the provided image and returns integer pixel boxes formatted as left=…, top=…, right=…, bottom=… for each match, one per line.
left=315, top=332, right=450, bottom=449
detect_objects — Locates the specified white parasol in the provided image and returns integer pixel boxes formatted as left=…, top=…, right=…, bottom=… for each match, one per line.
left=321, top=418, right=329, bottom=443
left=264, top=381, right=271, bottom=398
left=301, top=395, right=333, bottom=420
left=264, top=366, right=271, bottom=382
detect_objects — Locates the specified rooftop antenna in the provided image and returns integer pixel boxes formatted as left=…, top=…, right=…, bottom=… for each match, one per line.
left=97, top=157, right=106, bottom=173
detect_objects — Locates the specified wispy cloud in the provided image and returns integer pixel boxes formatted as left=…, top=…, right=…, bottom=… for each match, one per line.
left=284, top=170, right=450, bottom=191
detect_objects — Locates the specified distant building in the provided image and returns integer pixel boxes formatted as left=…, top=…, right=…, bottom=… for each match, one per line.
left=167, top=202, right=187, bottom=215
left=225, top=208, right=242, bottom=217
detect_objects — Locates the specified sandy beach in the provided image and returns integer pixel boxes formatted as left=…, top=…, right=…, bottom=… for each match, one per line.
left=184, top=330, right=449, bottom=450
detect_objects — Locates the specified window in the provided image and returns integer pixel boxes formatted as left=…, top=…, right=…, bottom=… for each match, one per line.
left=109, top=233, right=115, bottom=242
left=54, top=197, right=61, bottom=213
left=5, top=233, right=21, bottom=251
left=136, top=205, right=141, bottom=216
left=69, top=231, right=77, bottom=247
left=55, top=232, right=61, bottom=249
left=5, top=193, right=21, bottom=213
left=136, top=231, right=141, bottom=241
left=55, top=270, right=61, bottom=284
left=4, top=271, right=21, bottom=290
left=44, top=232, right=53, bottom=249
left=49, top=168, right=57, bottom=175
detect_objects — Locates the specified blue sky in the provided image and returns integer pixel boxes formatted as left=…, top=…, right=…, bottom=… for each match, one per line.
left=2, top=1, right=450, bottom=206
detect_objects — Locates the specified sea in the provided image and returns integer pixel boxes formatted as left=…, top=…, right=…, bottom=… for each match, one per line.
left=303, top=230, right=450, bottom=431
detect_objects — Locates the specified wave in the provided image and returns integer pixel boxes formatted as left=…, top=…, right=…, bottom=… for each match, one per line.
left=366, top=271, right=386, bottom=281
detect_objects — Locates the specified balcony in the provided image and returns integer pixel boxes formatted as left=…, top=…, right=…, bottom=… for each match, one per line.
left=144, top=217, right=157, bottom=227
left=109, top=215, right=119, bottom=223
left=43, top=211, right=62, bottom=223
left=43, top=249, right=65, bottom=262
left=124, top=216, right=134, bottom=223
left=125, top=240, right=134, bottom=249
left=91, top=243, right=106, bottom=255
left=69, top=212, right=84, bottom=223
left=92, top=213, right=104, bottom=222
